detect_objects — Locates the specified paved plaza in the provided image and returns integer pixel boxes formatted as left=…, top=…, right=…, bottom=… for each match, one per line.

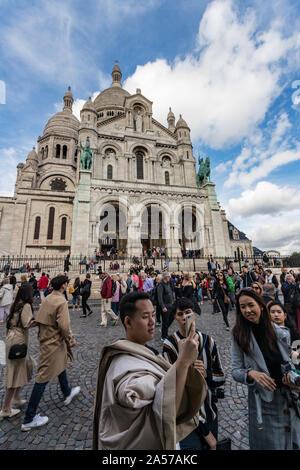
left=0, top=298, right=249, bottom=451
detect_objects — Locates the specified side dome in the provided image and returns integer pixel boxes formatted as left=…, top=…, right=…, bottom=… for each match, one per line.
left=176, top=114, right=189, bottom=129
left=43, top=111, right=80, bottom=138
left=81, top=96, right=97, bottom=113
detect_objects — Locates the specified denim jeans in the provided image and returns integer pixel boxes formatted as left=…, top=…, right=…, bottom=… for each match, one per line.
left=23, top=370, right=71, bottom=424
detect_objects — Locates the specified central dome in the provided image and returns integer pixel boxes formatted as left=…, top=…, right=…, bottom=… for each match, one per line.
left=94, top=87, right=130, bottom=111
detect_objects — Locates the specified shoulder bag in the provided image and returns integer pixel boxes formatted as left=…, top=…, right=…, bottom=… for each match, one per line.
left=8, top=307, right=28, bottom=360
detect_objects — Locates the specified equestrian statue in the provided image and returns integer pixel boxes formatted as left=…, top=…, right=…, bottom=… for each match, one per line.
left=80, top=137, right=93, bottom=170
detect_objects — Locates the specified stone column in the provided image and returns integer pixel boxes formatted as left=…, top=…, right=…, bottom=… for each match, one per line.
left=71, top=169, right=91, bottom=255
left=166, top=223, right=182, bottom=257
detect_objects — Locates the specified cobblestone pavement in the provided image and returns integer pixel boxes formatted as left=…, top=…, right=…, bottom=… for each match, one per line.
left=0, top=298, right=249, bottom=450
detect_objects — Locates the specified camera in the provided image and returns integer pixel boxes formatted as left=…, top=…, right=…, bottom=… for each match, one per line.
left=281, top=361, right=300, bottom=387
left=212, top=388, right=225, bottom=403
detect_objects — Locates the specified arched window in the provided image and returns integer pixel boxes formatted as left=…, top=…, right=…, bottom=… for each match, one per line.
left=107, top=165, right=113, bottom=180
left=88, top=114, right=90, bottom=121
left=165, top=171, right=170, bottom=185
left=61, top=217, right=67, bottom=240
left=136, top=152, right=144, bottom=179
left=34, top=216, right=41, bottom=240
left=56, top=144, right=61, bottom=158
left=45, top=145, right=48, bottom=158
left=62, top=145, right=67, bottom=159
left=41, top=148, right=44, bottom=159
left=47, top=207, right=55, bottom=240
left=186, top=151, right=189, bottom=158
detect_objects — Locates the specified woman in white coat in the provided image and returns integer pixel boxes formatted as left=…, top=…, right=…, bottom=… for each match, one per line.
left=0, top=278, right=14, bottom=323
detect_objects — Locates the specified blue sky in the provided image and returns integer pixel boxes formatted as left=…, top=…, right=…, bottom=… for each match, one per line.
left=0, top=0, right=300, bottom=253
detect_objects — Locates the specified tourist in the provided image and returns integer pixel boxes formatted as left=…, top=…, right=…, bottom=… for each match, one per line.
left=240, top=265, right=258, bottom=288
left=28, top=273, right=39, bottom=298
left=231, top=288, right=300, bottom=449
left=80, top=273, right=93, bottom=318
left=0, top=279, right=14, bottom=324
left=280, top=268, right=288, bottom=287
left=163, top=297, right=225, bottom=450
left=0, top=284, right=36, bottom=419
left=174, top=274, right=183, bottom=300
left=211, top=272, right=230, bottom=331
left=9, top=273, right=17, bottom=291
left=69, top=277, right=81, bottom=311
left=154, top=274, right=163, bottom=326
left=126, top=273, right=133, bottom=293
left=118, top=274, right=127, bottom=304
left=288, top=273, right=300, bottom=332
left=181, top=273, right=201, bottom=316
left=264, top=269, right=279, bottom=300
left=157, top=272, right=174, bottom=341
left=37, top=272, right=49, bottom=302
left=99, top=272, right=118, bottom=327
left=64, top=254, right=71, bottom=273
left=282, top=274, right=296, bottom=317
left=111, top=274, right=120, bottom=317
left=93, top=291, right=206, bottom=450
left=142, top=273, right=154, bottom=294
left=132, top=270, right=139, bottom=291
left=251, top=282, right=263, bottom=297
left=262, top=283, right=276, bottom=308
left=21, top=275, right=80, bottom=431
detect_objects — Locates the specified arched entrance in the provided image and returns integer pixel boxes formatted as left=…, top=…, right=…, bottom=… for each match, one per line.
left=178, top=204, right=203, bottom=253
left=98, top=202, right=127, bottom=253
left=141, top=204, right=166, bottom=252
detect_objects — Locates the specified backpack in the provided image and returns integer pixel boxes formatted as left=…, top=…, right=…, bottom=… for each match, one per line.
left=290, top=284, right=300, bottom=306
left=111, top=280, right=117, bottom=296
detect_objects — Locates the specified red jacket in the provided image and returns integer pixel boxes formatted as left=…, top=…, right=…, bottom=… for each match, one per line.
left=101, top=277, right=112, bottom=299
left=138, top=277, right=144, bottom=292
left=38, top=276, right=48, bottom=290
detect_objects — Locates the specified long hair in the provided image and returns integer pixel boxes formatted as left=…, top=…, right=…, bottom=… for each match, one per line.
left=7, top=284, right=33, bottom=330
left=74, top=277, right=80, bottom=289
left=232, top=288, right=278, bottom=355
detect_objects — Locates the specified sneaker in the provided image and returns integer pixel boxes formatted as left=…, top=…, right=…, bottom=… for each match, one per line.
left=0, top=408, right=21, bottom=420
left=87, top=310, right=93, bottom=316
left=99, top=323, right=107, bottom=327
left=21, top=414, right=48, bottom=431
left=63, top=386, right=81, bottom=406
left=226, top=327, right=230, bottom=331
left=161, top=337, right=166, bottom=342
left=80, top=315, right=87, bottom=318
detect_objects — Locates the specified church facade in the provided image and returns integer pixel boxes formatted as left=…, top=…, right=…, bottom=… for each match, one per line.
left=0, top=63, right=252, bottom=259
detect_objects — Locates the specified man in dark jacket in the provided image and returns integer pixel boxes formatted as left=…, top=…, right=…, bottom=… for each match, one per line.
left=282, top=274, right=295, bottom=315
left=157, top=272, right=174, bottom=341
left=240, top=266, right=257, bottom=288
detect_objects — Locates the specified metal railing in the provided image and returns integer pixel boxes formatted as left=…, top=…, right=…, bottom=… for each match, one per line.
left=0, top=254, right=299, bottom=276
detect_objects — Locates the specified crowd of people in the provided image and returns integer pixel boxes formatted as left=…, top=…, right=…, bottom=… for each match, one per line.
left=0, top=260, right=300, bottom=450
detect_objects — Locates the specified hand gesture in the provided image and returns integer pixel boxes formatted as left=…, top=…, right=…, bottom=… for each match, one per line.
left=178, top=322, right=199, bottom=368
left=282, top=373, right=300, bottom=391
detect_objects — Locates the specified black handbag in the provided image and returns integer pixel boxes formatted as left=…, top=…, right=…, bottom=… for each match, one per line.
left=216, top=438, right=231, bottom=450
left=8, top=305, right=28, bottom=360
left=8, top=343, right=27, bottom=360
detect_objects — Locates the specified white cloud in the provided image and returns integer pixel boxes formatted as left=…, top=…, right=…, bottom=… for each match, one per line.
left=124, top=0, right=300, bottom=148
left=224, top=112, right=300, bottom=188
left=247, top=219, right=300, bottom=254
left=228, top=181, right=300, bottom=217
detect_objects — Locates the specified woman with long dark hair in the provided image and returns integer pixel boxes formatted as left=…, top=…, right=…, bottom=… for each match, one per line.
left=181, top=273, right=201, bottom=316
left=232, top=289, right=300, bottom=449
left=0, top=284, right=36, bottom=419
left=211, top=272, right=230, bottom=330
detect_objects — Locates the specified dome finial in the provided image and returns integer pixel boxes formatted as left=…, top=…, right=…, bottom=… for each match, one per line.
left=112, top=61, right=122, bottom=88
left=63, top=85, right=74, bottom=113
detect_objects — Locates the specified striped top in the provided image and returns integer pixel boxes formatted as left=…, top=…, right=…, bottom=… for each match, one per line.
left=163, top=330, right=225, bottom=435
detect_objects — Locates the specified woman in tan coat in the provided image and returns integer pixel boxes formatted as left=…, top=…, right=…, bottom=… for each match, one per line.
left=0, top=284, right=36, bottom=419
left=21, top=275, right=80, bottom=431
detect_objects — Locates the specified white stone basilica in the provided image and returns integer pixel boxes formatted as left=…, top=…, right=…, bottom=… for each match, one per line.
left=0, top=63, right=252, bottom=259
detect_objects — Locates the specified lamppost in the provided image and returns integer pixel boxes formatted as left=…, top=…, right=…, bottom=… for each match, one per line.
left=176, top=257, right=180, bottom=272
